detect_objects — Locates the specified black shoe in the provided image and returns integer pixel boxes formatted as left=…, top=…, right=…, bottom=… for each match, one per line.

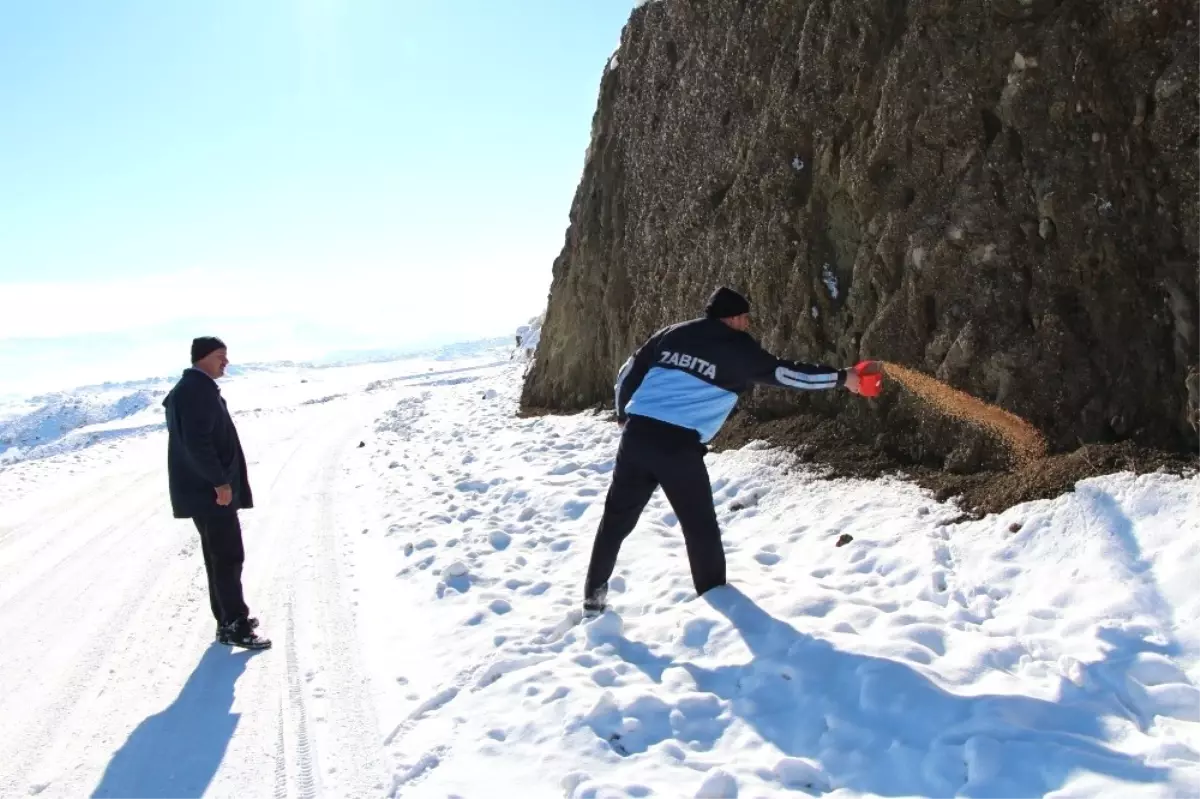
left=215, top=616, right=258, bottom=640
left=218, top=617, right=272, bottom=650
left=583, top=584, right=608, bottom=615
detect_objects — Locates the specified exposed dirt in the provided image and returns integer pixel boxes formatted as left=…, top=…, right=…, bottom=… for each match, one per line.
left=713, top=402, right=1197, bottom=518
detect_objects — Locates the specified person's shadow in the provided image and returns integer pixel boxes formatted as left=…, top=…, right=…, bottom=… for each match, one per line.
left=680, top=585, right=1175, bottom=798
left=92, top=644, right=259, bottom=798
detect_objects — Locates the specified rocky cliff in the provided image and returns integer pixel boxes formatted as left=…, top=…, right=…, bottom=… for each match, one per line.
left=522, top=0, right=1199, bottom=469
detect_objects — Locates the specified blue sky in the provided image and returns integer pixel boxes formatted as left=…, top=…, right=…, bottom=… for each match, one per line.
left=0, top=0, right=633, bottom=391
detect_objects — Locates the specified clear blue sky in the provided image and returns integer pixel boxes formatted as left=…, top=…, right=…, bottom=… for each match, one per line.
left=0, top=0, right=633, bottom=391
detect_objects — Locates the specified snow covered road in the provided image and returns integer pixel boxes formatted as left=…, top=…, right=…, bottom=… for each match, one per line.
left=0, top=385, right=399, bottom=798
left=0, top=358, right=501, bottom=799
left=1, top=355, right=1198, bottom=799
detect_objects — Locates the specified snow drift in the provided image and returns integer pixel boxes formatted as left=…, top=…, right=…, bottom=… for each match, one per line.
left=0, top=389, right=164, bottom=464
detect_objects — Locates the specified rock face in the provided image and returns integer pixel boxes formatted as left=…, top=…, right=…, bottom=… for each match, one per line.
left=522, top=0, right=1199, bottom=462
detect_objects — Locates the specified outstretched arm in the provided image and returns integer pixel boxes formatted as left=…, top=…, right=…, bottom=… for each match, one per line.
left=745, top=340, right=857, bottom=392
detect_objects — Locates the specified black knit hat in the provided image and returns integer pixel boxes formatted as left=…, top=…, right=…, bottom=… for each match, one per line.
left=704, top=287, right=750, bottom=319
left=191, top=336, right=227, bottom=363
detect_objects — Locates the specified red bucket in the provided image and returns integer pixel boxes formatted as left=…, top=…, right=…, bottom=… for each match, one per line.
left=854, top=360, right=884, bottom=397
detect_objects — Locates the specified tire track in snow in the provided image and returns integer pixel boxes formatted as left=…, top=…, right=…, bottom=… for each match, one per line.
left=307, top=447, right=389, bottom=796
left=249, top=398, right=392, bottom=798
left=274, top=700, right=289, bottom=799
left=249, top=419, right=336, bottom=799
left=285, top=600, right=318, bottom=799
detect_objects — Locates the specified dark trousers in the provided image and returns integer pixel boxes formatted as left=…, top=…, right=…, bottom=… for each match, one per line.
left=584, top=420, right=726, bottom=598
left=192, top=514, right=249, bottom=626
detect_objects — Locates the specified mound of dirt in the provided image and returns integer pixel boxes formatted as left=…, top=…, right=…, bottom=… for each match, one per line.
left=713, top=405, right=1195, bottom=517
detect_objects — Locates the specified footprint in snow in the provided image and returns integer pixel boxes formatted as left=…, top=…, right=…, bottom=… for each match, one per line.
left=436, top=565, right=472, bottom=597
left=402, top=555, right=435, bottom=573
left=755, top=549, right=782, bottom=566
left=542, top=686, right=570, bottom=704
left=695, top=769, right=738, bottom=798
left=898, top=623, right=947, bottom=656
left=592, top=668, right=619, bottom=687
left=770, top=758, right=830, bottom=793
left=682, top=618, right=717, bottom=648
left=562, top=500, right=590, bottom=521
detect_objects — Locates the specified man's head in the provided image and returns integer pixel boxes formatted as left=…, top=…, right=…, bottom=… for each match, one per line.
left=191, top=336, right=228, bottom=379
left=705, top=286, right=751, bottom=332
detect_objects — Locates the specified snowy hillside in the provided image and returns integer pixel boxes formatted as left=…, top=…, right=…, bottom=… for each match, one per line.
left=515, top=313, right=543, bottom=361
left=0, top=355, right=1196, bottom=798
left=0, top=387, right=167, bottom=464
left=0, top=338, right=511, bottom=466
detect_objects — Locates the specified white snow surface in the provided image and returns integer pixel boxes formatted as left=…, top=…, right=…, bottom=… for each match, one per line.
left=1, top=354, right=1198, bottom=799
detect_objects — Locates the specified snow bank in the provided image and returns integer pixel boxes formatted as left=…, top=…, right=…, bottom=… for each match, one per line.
left=514, top=314, right=543, bottom=362
left=352, top=363, right=1200, bottom=798
left=0, top=347, right=511, bottom=466
left=0, top=389, right=164, bottom=464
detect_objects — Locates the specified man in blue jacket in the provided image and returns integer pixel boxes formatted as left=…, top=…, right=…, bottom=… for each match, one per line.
left=583, top=287, right=873, bottom=613
left=163, top=337, right=271, bottom=650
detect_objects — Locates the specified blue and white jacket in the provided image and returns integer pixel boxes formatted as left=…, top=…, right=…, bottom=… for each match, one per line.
left=616, top=317, right=846, bottom=444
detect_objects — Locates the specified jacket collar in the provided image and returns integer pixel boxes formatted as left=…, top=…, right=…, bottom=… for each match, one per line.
left=184, top=367, right=219, bottom=386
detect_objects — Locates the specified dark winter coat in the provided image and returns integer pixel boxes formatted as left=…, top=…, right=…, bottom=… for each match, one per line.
left=163, top=369, right=253, bottom=519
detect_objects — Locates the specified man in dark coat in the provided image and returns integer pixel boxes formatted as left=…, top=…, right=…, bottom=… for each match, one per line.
left=164, top=336, right=270, bottom=650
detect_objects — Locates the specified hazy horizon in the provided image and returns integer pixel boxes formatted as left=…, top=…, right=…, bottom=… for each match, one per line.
left=0, top=1, right=635, bottom=395
left=0, top=316, right=527, bottom=398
